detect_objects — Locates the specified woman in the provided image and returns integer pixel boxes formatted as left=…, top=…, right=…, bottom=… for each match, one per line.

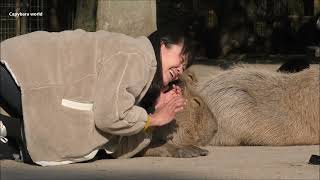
left=0, top=27, right=196, bottom=166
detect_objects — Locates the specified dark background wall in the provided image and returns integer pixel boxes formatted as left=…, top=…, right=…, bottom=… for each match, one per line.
left=1, top=0, right=319, bottom=61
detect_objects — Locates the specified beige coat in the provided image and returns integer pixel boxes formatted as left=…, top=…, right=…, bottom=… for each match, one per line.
left=0, top=29, right=157, bottom=165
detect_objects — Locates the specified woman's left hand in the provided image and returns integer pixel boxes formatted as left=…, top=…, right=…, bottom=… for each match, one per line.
left=155, top=85, right=183, bottom=110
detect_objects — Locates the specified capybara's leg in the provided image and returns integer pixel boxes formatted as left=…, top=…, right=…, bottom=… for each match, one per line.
left=142, top=142, right=209, bottom=158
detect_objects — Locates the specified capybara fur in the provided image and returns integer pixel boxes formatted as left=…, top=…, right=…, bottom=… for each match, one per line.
left=143, top=65, right=319, bottom=158
left=200, top=67, right=319, bottom=146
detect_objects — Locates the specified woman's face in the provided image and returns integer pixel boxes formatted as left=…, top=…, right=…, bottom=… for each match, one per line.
left=160, top=43, right=186, bottom=86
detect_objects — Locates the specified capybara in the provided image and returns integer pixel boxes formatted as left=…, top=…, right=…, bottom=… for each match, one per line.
left=142, top=64, right=319, bottom=158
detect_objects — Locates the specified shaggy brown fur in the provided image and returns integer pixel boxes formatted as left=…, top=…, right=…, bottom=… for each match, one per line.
left=142, top=66, right=319, bottom=158
left=200, top=67, right=319, bottom=146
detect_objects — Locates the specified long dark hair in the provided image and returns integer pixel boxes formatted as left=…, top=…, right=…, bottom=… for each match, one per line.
left=139, top=25, right=197, bottom=113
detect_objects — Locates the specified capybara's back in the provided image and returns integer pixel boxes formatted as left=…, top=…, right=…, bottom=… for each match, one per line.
left=199, top=67, right=319, bottom=146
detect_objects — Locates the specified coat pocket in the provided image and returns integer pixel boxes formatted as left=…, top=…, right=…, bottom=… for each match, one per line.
left=61, top=99, right=93, bottom=111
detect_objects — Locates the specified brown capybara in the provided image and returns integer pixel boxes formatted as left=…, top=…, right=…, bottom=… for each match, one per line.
left=142, top=65, right=319, bottom=158
left=200, top=66, right=319, bottom=146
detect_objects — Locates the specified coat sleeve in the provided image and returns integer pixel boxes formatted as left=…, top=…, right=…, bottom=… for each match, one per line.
left=94, top=52, right=150, bottom=136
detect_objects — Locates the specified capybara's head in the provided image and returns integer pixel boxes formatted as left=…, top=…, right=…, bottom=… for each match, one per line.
left=171, top=69, right=218, bottom=146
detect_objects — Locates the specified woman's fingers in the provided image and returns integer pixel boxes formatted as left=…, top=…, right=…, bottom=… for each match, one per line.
left=152, top=95, right=187, bottom=126
left=167, top=97, right=186, bottom=113
left=174, top=106, right=184, bottom=113
left=172, top=84, right=182, bottom=95
left=174, top=85, right=182, bottom=92
left=167, top=96, right=183, bottom=105
left=174, top=98, right=187, bottom=107
left=173, top=100, right=186, bottom=112
left=155, top=89, right=179, bottom=110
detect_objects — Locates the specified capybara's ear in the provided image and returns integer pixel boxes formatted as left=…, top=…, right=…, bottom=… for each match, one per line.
left=181, top=69, right=198, bottom=85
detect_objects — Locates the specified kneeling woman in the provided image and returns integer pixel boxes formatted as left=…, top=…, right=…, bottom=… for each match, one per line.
left=0, top=28, right=196, bottom=166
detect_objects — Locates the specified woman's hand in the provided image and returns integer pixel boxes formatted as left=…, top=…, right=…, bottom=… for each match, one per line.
left=172, top=84, right=183, bottom=96
left=149, top=95, right=186, bottom=127
left=155, top=84, right=183, bottom=109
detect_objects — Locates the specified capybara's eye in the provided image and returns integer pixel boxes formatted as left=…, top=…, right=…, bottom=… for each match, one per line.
left=191, top=97, right=201, bottom=107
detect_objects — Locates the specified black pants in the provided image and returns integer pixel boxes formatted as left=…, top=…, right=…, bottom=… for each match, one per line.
left=0, top=63, right=31, bottom=162
left=0, top=63, right=22, bottom=135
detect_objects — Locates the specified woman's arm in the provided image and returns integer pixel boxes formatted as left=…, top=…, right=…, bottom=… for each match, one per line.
left=94, top=52, right=151, bottom=136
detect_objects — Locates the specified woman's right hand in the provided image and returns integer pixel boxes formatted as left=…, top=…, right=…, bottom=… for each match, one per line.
left=149, top=95, right=187, bottom=127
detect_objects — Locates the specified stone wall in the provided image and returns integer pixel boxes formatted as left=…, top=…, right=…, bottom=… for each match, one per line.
left=96, top=0, right=157, bottom=37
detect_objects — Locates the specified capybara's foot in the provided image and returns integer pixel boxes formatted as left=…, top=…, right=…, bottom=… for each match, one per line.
left=173, top=145, right=209, bottom=158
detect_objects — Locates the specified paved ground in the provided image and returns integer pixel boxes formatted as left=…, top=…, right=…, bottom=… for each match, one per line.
left=1, top=146, right=319, bottom=180
left=1, top=63, right=319, bottom=180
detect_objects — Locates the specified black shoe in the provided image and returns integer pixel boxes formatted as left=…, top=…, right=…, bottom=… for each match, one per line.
left=0, top=139, right=21, bottom=160
left=0, top=118, right=32, bottom=163
left=309, top=155, right=320, bottom=165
